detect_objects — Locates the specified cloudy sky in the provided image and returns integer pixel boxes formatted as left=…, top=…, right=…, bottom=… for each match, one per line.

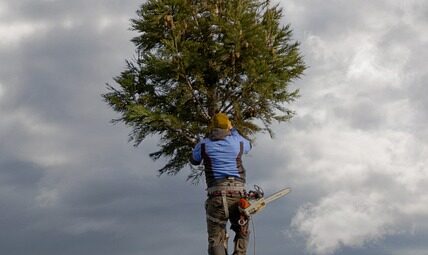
left=1, top=0, right=428, bottom=254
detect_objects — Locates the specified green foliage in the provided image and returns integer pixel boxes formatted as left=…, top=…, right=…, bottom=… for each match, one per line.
left=103, top=0, right=306, bottom=176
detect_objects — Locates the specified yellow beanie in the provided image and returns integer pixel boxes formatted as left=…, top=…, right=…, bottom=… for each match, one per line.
left=212, top=113, right=230, bottom=129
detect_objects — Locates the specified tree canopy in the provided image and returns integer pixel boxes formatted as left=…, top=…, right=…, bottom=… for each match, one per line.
left=103, top=0, right=306, bottom=177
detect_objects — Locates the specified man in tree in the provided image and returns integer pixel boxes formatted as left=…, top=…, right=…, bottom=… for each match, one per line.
left=103, top=0, right=305, bottom=177
left=104, top=1, right=305, bottom=253
left=103, top=1, right=305, bottom=253
left=190, top=113, right=252, bottom=255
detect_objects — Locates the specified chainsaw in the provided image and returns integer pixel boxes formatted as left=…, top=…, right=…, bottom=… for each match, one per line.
left=239, top=185, right=291, bottom=218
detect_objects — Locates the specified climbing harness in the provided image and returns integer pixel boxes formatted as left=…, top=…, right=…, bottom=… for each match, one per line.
left=206, top=183, right=292, bottom=255
left=206, top=180, right=245, bottom=226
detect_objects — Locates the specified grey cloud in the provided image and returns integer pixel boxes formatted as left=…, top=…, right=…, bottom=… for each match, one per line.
left=3, top=0, right=140, bottom=22
left=1, top=0, right=428, bottom=255
left=333, top=97, right=384, bottom=130
left=5, top=20, right=131, bottom=120
left=0, top=158, right=44, bottom=187
left=0, top=157, right=207, bottom=254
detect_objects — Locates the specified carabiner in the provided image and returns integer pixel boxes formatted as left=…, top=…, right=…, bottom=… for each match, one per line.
left=238, top=218, right=248, bottom=226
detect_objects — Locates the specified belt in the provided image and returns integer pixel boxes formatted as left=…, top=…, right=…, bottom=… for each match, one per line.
left=208, top=190, right=244, bottom=197
left=207, top=185, right=245, bottom=192
left=208, top=177, right=245, bottom=188
left=207, top=184, right=245, bottom=197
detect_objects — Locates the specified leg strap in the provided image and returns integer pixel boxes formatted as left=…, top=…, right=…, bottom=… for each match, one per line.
left=206, top=192, right=229, bottom=226
left=222, top=192, right=229, bottom=219
left=209, top=245, right=227, bottom=255
left=207, top=214, right=227, bottom=225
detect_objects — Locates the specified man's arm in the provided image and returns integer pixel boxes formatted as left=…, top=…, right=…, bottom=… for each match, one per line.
left=190, top=142, right=202, bottom=165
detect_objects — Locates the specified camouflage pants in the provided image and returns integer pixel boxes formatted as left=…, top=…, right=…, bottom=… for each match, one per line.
left=205, top=195, right=249, bottom=255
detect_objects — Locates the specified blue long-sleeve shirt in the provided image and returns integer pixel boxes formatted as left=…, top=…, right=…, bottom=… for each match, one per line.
left=191, top=128, right=251, bottom=185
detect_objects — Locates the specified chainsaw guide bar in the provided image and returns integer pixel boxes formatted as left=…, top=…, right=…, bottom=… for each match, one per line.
left=241, top=187, right=291, bottom=217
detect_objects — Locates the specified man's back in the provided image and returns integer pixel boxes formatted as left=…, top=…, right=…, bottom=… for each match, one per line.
left=192, top=128, right=251, bottom=182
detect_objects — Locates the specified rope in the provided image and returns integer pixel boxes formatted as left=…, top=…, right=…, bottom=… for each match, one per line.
left=251, top=217, right=256, bottom=255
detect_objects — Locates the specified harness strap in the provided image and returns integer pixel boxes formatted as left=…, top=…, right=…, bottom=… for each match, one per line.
left=206, top=191, right=230, bottom=226
left=221, top=191, right=229, bottom=219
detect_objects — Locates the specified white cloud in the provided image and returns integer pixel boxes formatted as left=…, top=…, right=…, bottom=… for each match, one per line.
left=1, top=108, right=74, bottom=167
left=272, top=1, right=428, bottom=252
left=61, top=16, right=82, bottom=30
left=346, top=40, right=406, bottom=89
left=0, top=22, right=48, bottom=47
left=97, top=16, right=114, bottom=31
left=291, top=191, right=396, bottom=255
left=1, top=108, right=59, bottom=136
left=96, top=15, right=130, bottom=32
left=281, top=122, right=428, bottom=254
